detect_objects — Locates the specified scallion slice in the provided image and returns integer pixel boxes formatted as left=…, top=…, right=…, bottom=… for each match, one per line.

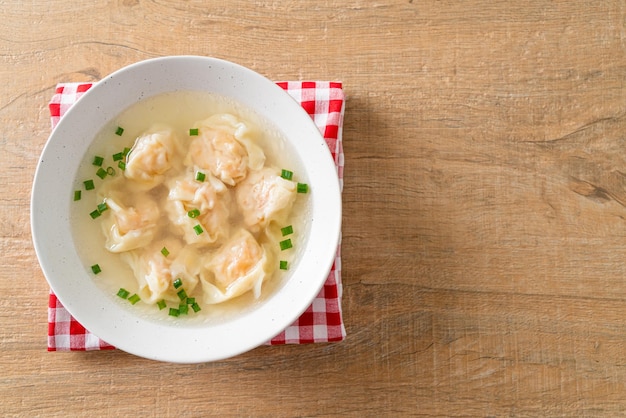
left=280, top=260, right=288, bottom=270
left=179, top=303, right=189, bottom=315
left=91, top=264, right=102, bottom=274
left=106, top=166, right=116, bottom=176
left=92, top=156, right=104, bottom=166
left=187, top=208, right=200, bottom=218
left=96, top=167, right=108, bottom=179
left=118, top=161, right=126, bottom=171
left=73, top=190, right=81, bottom=201
left=112, top=152, right=124, bottom=161
left=123, top=147, right=131, bottom=156
left=279, top=238, right=293, bottom=251
left=191, top=302, right=201, bottom=313
left=189, top=128, right=199, bottom=136
left=173, top=278, right=183, bottom=289
left=117, top=288, right=130, bottom=299
left=161, top=247, right=169, bottom=257
left=83, top=179, right=95, bottom=190
left=168, top=308, right=180, bottom=317
left=177, top=289, right=188, bottom=301
left=89, top=209, right=101, bottom=219
left=157, top=299, right=167, bottom=310
left=281, top=169, right=294, bottom=180
left=195, top=171, right=206, bottom=182
left=297, top=182, right=308, bottom=193
left=193, top=224, right=204, bottom=235
left=115, top=126, right=124, bottom=136
left=186, top=297, right=195, bottom=305
left=128, top=294, right=141, bottom=305
left=97, top=202, right=108, bottom=213
left=281, top=225, right=293, bottom=236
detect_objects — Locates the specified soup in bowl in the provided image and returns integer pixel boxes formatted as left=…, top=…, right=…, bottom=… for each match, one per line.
left=31, top=56, right=342, bottom=363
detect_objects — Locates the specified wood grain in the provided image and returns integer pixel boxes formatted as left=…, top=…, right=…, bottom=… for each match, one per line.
left=3, top=0, right=626, bottom=416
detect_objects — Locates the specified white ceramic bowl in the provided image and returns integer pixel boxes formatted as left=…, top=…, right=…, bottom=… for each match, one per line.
left=31, top=56, right=342, bottom=363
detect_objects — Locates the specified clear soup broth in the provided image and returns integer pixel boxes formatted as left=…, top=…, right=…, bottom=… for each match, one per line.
left=71, top=90, right=310, bottom=326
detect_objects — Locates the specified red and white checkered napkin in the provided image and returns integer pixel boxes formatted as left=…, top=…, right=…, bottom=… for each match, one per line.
left=47, top=81, right=345, bottom=351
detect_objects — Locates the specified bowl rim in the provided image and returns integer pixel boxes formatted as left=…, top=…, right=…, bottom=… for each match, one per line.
left=31, top=55, right=342, bottom=363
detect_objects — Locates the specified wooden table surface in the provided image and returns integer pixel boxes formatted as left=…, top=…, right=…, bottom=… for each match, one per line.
left=3, top=1, right=626, bottom=416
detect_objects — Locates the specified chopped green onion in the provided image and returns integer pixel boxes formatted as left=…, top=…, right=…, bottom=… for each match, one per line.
left=173, top=278, right=183, bottom=289
left=281, top=169, right=293, bottom=180
left=189, top=128, right=199, bottom=136
left=115, top=126, right=124, bottom=136
left=92, top=156, right=104, bottom=166
left=280, top=260, right=288, bottom=270
left=279, top=238, right=293, bottom=251
left=161, top=247, right=169, bottom=257
left=73, top=190, right=81, bottom=201
left=128, top=294, right=141, bottom=305
left=281, top=225, right=293, bottom=236
left=195, top=171, right=206, bottom=182
left=83, top=179, right=95, bottom=190
left=179, top=303, right=189, bottom=315
left=122, top=147, right=131, bottom=156
left=186, top=297, right=195, bottom=305
left=297, top=182, right=308, bottom=193
left=117, top=288, right=130, bottom=299
left=187, top=208, right=200, bottom=218
left=168, top=307, right=180, bottom=317
left=89, top=209, right=101, bottom=219
left=177, top=289, right=188, bottom=301
left=157, top=299, right=167, bottom=310
left=97, top=202, right=108, bottom=213
left=118, top=161, right=126, bottom=171
left=191, top=302, right=201, bottom=313
left=193, top=224, right=204, bottom=235
left=96, top=167, right=108, bottom=179
left=112, top=152, right=124, bottom=161
left=91, top=264, right=102, bottom=274
left=106, top=166, right=116, bottom=176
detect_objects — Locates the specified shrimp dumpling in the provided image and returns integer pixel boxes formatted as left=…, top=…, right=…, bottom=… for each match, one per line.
left=235, top=167, right=297, bottom=231
left=101, top=195, right=160, bottom=253
left=122, top=239, right=201, bottom=304
left=165, top=173, right=231, bottom=245
left=125, top=125, right=180, bottom=190
left=200, top=229, right=270, bottom=304
left=185, top=114, right=265, bottom=186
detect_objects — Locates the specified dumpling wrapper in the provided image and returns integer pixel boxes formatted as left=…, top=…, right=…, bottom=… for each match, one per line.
left=235, top=166, right=297, bottom=231
left=200, top=228, right=270, bottom=304
left=185, top=113, right=265, bottom=186
left=101, top=195, right=160, bottom=253
left=122, top=239, right=201, bottom=304
left=125, top=125, right=181, bottom=190
left=165, top=173, right=231, bottom=246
